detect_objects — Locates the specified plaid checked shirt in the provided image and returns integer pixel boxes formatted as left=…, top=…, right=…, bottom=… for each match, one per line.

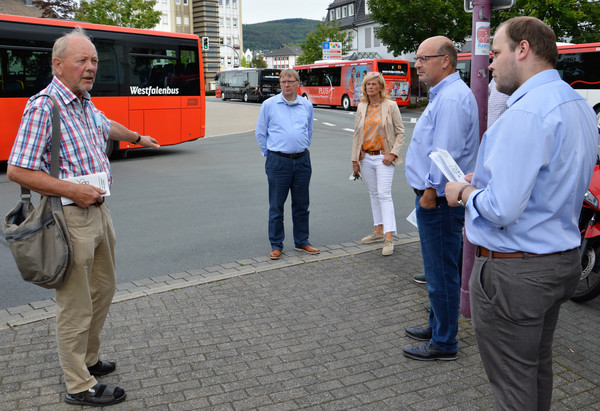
left=9, top=77, right=113, bottom=183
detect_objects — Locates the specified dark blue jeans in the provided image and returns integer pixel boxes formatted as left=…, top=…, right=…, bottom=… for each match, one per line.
left=265, top=150, right=312, bottom=250
left=415, top=195, right=464, bottom=353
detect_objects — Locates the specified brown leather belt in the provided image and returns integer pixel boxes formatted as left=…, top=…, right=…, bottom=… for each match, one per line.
left=476, top=246, right=563, bottom=259
left=364, top=150, right=384, bottom=155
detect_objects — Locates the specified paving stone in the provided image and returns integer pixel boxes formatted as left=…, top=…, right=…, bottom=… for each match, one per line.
left=1, top=239, right=599, bottom=409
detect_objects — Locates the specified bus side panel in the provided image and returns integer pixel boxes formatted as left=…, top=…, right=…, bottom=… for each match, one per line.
left=1, top=98, right=28, bottom=161
left=182, top=95, right=204, bottom=141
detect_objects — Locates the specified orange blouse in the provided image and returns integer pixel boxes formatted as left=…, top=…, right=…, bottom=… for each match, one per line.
left=361, top=104, right=385, bottom=152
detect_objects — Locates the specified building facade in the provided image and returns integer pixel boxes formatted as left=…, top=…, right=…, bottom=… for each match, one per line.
left=265, top=46, right=302, bottom=70
left=153, top=0, right=194, bottom=34
left=217, top=0, right=243, bottom=70
left=326, top=0, right=412, bottom=61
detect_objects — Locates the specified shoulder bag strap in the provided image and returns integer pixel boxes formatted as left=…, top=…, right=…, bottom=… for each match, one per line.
left=20, top=93, right=61, bottom=200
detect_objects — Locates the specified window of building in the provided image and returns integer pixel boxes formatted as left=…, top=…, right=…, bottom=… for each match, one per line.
left=183, top=0, right=188, bottom=4
left=219, top=18, right=223, bottom=26
left=232, top=0, right=237, bottom=7
left=161, top=15, right=168, bottom=25
left=365, top=27, right=371, bottom=48
left=175, top=0, right=180, bottom=4
left=233, top=18, right=238, bottom=28
left=176, top=15, right=182, bottom=25
left=225, top=0, right=229, bottom=5
left=330, top=10, right=335, bottom=20
left=184, top=16, right=190, bottom=26
left=374, top=35, right=380, bottom=47
left=342, top=6, right=347, bottom=18
left=336, top=8, right=341, bottom=19
left=349, top=4, right=354, bottom=16
left=226, top=18, right=230, bottom=27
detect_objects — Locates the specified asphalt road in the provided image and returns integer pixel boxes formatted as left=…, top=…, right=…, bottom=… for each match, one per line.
left=0, top=99, right=421, bottom=309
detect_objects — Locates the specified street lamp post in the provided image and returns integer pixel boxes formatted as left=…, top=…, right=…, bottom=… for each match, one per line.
left=220, top=43, right=240, bottom=67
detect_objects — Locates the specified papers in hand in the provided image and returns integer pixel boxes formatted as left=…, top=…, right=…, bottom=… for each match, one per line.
left=428, top=148, right=467, bottom=183
left=61, top=172, right=110, bottom=205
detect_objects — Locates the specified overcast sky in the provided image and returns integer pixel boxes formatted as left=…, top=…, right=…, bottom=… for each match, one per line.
left=242, top=0, right=331, bottom=24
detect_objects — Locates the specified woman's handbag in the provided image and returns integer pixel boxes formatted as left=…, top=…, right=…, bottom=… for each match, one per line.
left=3, top=94, right=74, bottom=289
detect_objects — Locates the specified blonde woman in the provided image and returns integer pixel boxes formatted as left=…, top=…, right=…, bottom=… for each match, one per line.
left=351, top=72, right=405, bottom=255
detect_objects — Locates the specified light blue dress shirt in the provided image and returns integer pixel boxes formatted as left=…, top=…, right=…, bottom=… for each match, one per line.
left=255, top=93, right=314, bottom=156
left=405, top=72, right=479, bottom=196
left=466, top=69, right=598, bottom=253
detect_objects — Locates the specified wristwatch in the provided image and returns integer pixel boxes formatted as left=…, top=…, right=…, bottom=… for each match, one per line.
left=457, top=184, right=470, bottom=207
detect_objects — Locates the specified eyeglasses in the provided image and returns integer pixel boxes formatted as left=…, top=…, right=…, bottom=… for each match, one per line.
left=280, top=80, right=298, bottom=85
left=415, top=54, right=446, bottom=64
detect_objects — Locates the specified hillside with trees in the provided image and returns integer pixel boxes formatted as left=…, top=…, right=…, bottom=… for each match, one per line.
left=242, top=18, right=318, bottom=51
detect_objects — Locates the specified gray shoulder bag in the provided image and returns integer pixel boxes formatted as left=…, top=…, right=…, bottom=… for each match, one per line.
left=3, top=93, right=74, bottom=289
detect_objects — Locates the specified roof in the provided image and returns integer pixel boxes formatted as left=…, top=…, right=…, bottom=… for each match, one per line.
left=326, top=0, right=373, bottom=30
left=0, top=0, right=43, bottom=17
left=266, top=46, right=303, bottom=57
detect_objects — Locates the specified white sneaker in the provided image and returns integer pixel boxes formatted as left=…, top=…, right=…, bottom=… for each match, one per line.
left=382, top=240, right=394, bottom=256
left=361, top=231, right=385, bottom=244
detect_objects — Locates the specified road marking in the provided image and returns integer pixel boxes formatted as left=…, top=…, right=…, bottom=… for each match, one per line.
left=322, top=122, right=336, bottom=127
left=343, top=128, right=354, bottom=133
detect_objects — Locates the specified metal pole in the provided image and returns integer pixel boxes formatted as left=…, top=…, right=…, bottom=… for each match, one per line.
left=461, top=0, right=491, bottom=318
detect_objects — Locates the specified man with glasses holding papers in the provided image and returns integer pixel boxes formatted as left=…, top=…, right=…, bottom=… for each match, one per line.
left=404, top=36, right=479, bottom=361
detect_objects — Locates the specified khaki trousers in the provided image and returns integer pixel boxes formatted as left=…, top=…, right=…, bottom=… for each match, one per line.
left=56, top=203, right=116, bottom=394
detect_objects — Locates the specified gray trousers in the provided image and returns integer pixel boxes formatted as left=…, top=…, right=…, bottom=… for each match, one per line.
left=470, top=248, right=580, bottom=411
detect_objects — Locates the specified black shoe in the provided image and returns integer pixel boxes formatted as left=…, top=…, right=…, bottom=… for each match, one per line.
left=65, top=382, right=126, bottom=407
left=403, top=341, right=457, bottom=361
left=405, top=326, right=432, bottom=341
left=413, top=273, right=426, bottom=284
left=87, top=360, right=116, bottom=376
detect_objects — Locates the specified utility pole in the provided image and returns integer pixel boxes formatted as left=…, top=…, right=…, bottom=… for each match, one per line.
left=461, top=0, right=491, bottom=318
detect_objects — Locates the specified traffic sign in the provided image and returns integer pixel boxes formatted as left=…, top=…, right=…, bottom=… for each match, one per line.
left=322, top=42, right=343, bottom=60
left=464, top=0, right=515, bottom=12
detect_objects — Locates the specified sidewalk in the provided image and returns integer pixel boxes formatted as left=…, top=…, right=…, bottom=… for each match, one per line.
left=1, top=235, right=599, bottom=410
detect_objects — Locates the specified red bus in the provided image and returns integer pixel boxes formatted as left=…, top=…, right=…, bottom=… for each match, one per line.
left=0, top=14, right=205, bottom=161
left=457, top=43, right=600, bottom=122
left=294, top=59, right=411, bottom=110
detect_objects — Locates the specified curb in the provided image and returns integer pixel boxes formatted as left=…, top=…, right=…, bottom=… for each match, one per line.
left=0, top=232, right=420, bottom=330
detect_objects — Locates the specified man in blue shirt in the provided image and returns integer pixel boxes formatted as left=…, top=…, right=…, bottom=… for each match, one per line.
left=446, top=17, right=598, bottom=410
left=404, top=36, right=479, bottom=361
left=256, top=69, right=320, bottom=260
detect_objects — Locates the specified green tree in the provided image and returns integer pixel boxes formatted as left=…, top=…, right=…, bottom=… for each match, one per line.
left=240, top=56, right=251, bottom=68
left=251, top=54, right=267, bottom=68
left=33, top=0, right=76, bottom=19
left=297, top=20, right=352, bottom=65
left=369, top=0, right=600, bottom=55
left=368, top=0, right=472, bottom=55
left=492, top=0, right=600, bottom=43
left=75, top=0, right=162, bottom=29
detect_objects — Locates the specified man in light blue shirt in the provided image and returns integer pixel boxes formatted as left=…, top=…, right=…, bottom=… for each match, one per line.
left=256, top=69, right=319, bottom=260
left=403, top=36, right=479, bottom=362
left=446, top=17, right=598, bottom=410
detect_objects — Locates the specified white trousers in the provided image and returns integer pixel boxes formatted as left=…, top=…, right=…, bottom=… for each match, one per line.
left=361, top=153, right=397, bottom=235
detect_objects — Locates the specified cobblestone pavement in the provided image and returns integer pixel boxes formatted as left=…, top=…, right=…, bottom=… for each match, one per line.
left=1, top=234, right=599, bottom=410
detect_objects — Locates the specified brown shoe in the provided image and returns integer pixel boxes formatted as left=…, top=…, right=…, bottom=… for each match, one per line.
left=269, top=249, right=281, bottom=260
left=295, top=244, right=320, bottom=254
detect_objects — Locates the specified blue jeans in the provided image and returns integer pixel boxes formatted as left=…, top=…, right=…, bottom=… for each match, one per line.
left=265, top=150, right=312, bottom=250
left=415, top=196, right=464, bottom=352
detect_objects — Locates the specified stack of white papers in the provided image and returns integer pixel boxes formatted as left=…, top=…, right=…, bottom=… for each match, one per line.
left=61, top=172, right=110, bottom=205
left=428, top=148, right=467, bottom=183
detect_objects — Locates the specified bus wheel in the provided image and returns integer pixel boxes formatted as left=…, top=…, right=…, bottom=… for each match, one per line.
left=105, top=139, right=114, bottom=157
left=342, top=95, right=351, bottom=111
left=243, top=92, right=249, bottom=102
left=221, top=92, right=226, bottom=101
